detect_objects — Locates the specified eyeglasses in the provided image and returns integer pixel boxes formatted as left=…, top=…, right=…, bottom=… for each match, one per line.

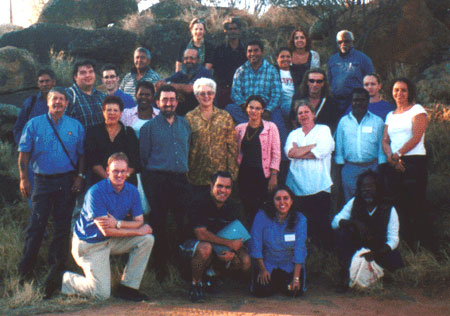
left=197, top=91, right=215, bottom=97
left=103, top=75, right=117, bottom=79
left=112, top=170, right=128, bottom=175
left=308, top=79, right=324, bottom=84
left=337, top=40, right=351, bottom=45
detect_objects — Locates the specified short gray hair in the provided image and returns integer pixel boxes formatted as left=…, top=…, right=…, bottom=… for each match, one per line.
left=134, top=47, right=151, bottom=59
left=193, top=78, right=217, bottom=94
left=336, top=30, right=354, bottom=42
left=47, top=87, right=68, bottom=101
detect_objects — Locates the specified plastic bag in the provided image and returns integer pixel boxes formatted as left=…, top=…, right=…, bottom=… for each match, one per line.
left=349, top=247, right=384, bottom=288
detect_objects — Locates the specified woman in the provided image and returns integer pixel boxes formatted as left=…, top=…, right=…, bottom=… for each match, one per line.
left=344, top=73, right=395, bottom=121
left=236, top=95, right=281, bottom=224
left=382, top=78, right=428, bottom=248
left=288, top=28, right=320, bottom=85
left=249, top=185, right=307, bottom=297
left=176, top=18, right=214, bottom=72
left=85, top=96, right=139, bottom=186
left=285, top=101, right=334, bottom=248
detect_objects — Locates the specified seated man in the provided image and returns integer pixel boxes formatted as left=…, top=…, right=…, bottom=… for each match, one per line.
left=180, top=171, right=251, bottom=302
left=155, top=48, right=213, bottom=116
left=45, top=152, right=154, bottom=301
left=331, top=170, right=403, bottom=291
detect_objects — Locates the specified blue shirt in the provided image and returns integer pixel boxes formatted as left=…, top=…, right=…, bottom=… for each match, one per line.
left=139, top=114, right=191, bottom=173
left=65, top=84, right=106, bottom=128
left=13, top=92, right=49, bottom=144
left=165, top=66, right=213, bottom=84
left=114, top=89, right=136, bottom=109
left=335, top=111, right=386, bottom=165
left=344, top=100, right=395, bottom=121
left=231, top=59, right=281, bottom=112
left=75, top=179, right=143, bottom=243
left=327, top=48, right=374, bottom=98
left=18, top=114, right=85, bottom=174
left=249, top=210, right=307, bottom=274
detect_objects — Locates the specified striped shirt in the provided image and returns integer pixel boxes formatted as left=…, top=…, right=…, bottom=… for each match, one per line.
left=119, top=67, right=161, bottom=101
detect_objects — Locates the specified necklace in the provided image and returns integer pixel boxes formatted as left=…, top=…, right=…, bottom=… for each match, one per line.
left=245, top=124, right=261, bottom=141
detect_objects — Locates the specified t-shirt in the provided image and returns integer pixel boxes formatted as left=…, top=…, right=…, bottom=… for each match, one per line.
left=385, top=104, right=427, bottom=156
left=279, top=69, right=295, bottom=118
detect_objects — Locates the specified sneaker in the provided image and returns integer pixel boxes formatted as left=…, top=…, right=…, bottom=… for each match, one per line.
left=44, top=266, right=64, bottom=299
left=115, top=284, right=150, bottom=301
left=204, top=275, right=223, bottom=294
left=189, top=283, right=205, bottom=303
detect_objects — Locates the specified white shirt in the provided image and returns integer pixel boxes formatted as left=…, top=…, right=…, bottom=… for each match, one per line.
left=385, top=104, right=426, bottom=156
left=331, top=197, right=400, bottom=250
left=285, top=124, right=335, bottom=196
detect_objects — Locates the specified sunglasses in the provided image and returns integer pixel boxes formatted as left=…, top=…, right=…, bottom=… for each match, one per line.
left=308, top=79, right=324, bottom=84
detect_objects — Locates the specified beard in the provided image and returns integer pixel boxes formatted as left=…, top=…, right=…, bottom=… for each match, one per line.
left=181, top=63, right=200, bottom=77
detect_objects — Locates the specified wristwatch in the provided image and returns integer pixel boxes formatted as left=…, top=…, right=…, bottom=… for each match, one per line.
left=116, top=220, right=122, bottom=229
left=77, top=173, right=86, bottom=180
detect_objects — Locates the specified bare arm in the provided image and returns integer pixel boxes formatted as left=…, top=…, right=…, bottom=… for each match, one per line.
left=287, top=143, right=316, bottom=159
left=170, top=83, right=194, bottom=94
left=175, top=61, right=182, bottom=72
left=18, top=151, right=31, bottom=198
left=204, top=63, right=213, bottom=70
left=94, top=214, right=152, bottom=237
left=92, top=165, right=108, bottom=179
left=290, top=263, right=302, bottom=290
left=382, top=125, right=393, bottom=162
left=194, top=227, right=243, bottom=252
left=397, top=113, right=428, bottom=156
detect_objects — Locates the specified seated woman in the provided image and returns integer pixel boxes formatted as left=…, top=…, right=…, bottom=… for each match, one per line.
left=236, top=95, right=281, bottom=224
left=85, top=96, right=139, bottom=186
left=288, top=28, right=320, bottom=85
left=249, top=185, right=307, bottom=297
left=332, top=170, right=403, bottom=291
left=285, top=101, right=334, bottom=248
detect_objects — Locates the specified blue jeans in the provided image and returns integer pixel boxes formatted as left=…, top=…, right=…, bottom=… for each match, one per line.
left=19, top=172, right=76, bottom=277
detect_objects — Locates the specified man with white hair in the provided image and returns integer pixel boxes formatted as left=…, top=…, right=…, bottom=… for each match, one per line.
left=327, top=30, right=374, bottom=117
left=185, top=78, right=238, bottom=198
left=120, top=47, right=161, bottom=100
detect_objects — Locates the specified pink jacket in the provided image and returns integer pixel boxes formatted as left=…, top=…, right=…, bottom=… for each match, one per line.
left=235, top=120, right=281, bottom=178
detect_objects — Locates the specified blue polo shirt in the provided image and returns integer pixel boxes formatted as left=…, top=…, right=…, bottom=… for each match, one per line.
left=75, top=179, right=143, bottom=243
left=114, top=89, right=137, bottom=109
left=18, top=114, right=85, bottom=175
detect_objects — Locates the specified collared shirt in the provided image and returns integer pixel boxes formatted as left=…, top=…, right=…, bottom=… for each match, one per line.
left=65, top=84, right=106, bottom=128
left=139, top=113, right=191, bottom=173
left=119, top=67, right=161, bottom=101
left=231, top=59, right=281, bottom=112
left=74, top=179, right=142, bottom=243
left=18, top=114, right=85, bottom=174
left=114, top=89, right=136, bottom=109
left=285, top=124, right=335, bottom=196
left=213, top=40, right=247, bottom=87
left=344, top=100, right=395, bottom=121
left=335, top=111, right=386, bottom=165
left=249, top=210, right=307, bottom=274
left=120, top=105, right=159, bottom=129
left=185, top=106, right=238, bottom=185
left=331, top=197, right=400, bottom=250
left=327, top=48, right=374, bottom=98
left=13, top=92, right=49, bottom=144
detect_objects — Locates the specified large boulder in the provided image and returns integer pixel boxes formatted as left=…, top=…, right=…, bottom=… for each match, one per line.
left=0, top=24, right=23, bottom=37
left=39, top=0, right=138, bottom=29
left=0, top=47, right=37, bottom=94
left=416, top=61, right=450, bottom=104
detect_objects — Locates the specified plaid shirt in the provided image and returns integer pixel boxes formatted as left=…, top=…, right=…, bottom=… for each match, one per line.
left=185, top=106, right=238, bottom=186
left=231, top=59, right=281, bottom=112
left=65, top=84, right=106, bottom=128
left=119, top=67, right=161, bottom=101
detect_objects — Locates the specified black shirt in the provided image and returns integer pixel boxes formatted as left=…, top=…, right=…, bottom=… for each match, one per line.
left=241, top=125, right=263, bottom=169
left=213, top=40, right=247, bottom=87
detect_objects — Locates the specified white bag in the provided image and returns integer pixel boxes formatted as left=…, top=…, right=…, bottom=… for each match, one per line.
left=349, top=248, right=384, bottom=288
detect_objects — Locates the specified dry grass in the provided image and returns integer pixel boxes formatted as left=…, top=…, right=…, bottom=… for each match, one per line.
left=48, top=50, right=74, bottom=87
left=121, top=11, right=155, bottom=35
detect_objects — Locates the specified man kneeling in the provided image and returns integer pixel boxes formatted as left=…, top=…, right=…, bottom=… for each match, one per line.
left=180, top=171, right=251, bottom=302
left=331, top=170, right=403, bottom=291
left=45, top=152, right=154, bottom=301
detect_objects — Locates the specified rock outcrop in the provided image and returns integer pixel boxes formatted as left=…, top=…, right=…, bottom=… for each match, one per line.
left=0, top=46, right=37, bottom=94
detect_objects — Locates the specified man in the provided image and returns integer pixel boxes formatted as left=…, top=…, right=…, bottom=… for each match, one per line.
left=17, top=87, right=85, bottom=282
left=185, top=78, right=238, bottom=197
left=225, top=40, right=281, bottom=124
left=335, top=88, right=386, bottom=202
left=121, top=81, right=159, bottom=128
left=180, top=171, right=251, bottom=302
left=14, top=68, right=56, bottom=144
left=120, top=47, right=161, bottom=100
left=45, top=153, right=154, bottom=301
left=327, top=30, right=374, bottom=117
left=65, top=59, right=106, bottom=128
left=331, top=170, right=403, bottom=291
left=213, top=17, right=247, bottom=108
left=155, top=48, right=213, bottom=116
left=101, top=64, right=136, bottom=109
left=139, top=85, right=192, bottom=279
left=292, top=68, right=339, bottom=132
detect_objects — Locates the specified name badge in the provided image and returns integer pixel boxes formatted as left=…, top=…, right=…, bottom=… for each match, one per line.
left=284, top=234, right=295, bottom=242
left=362, top=126, right=373, bottom=133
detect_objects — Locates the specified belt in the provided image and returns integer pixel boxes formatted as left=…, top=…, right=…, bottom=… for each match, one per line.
left=35, top=171, right=74, bottom=179
left=346, top=160, right=377, bottom=167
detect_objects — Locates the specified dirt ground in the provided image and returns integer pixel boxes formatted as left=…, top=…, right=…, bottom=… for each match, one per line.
left=11, top=283, right=448, bottom=316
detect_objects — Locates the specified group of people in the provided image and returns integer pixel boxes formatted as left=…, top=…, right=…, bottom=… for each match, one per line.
left=13, top=16, right=429, bottom=303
